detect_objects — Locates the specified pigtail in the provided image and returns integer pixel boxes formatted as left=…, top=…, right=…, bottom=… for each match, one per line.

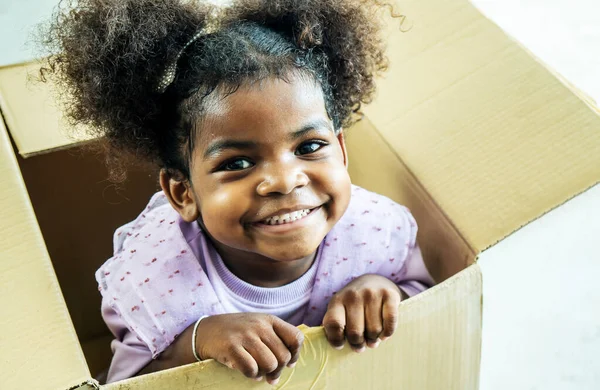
left=39, top=0, right=215, bottom=177
left=39, top=0, right=393, bottom=179
left=230, top=0, right=391, bottom=128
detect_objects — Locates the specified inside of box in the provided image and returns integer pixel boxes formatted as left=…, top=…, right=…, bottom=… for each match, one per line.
left=0, top=62, right=94, bottom=156
left=4, top=0, right=598, bottom=384
left=12, top=116, right=475, bottom=380
left=345, top=118, right=476, bottom=283
left=14, top=140, right=160, bottom=378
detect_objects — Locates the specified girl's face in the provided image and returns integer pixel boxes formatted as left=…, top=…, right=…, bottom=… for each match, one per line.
left=183, top=75, right=351, bottom=262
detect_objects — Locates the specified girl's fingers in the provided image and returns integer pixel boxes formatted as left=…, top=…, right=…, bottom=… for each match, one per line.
left=271, top=317, right=304, bottom=367
left=243, top=338, right=279, bottom=378
left=260, top=330, right=293, bottom=385
left=225, top=345, right=259, bottom=379
left=322, top=301, right=347, bottom=349
left=381, top=289, right=401, bottom=338
left=364, top=292, right=384, bottom=346
left=344, top=297, right=366, bottom=351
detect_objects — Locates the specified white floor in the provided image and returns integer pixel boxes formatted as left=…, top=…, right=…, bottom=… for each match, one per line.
left=479, top=184, right=600, bottom=390
left=1, top=1, right=599, bottom=389
left=471, top=1, right=600, bottom=389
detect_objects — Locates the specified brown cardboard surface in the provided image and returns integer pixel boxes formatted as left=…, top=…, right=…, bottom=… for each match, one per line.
left=0, top=119, right=90, bottom=389
left=346, top=118, right=476, bottom=282
left=3, top=0, right=598, bottom=254
left=99, top=265, right=481, bottom=390
left=81, top=334, right=115, bottom=382
left=15, top=144, right=159, bottom=352
left=365, top=0, right=600, bottom=252
left=0, top=62, right=92, bottom=157
left=4, top=0, right=599, bottom=388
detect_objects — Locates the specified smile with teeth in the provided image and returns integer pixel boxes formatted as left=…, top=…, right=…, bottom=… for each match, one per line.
left=261, top=208, right=314, bottom=225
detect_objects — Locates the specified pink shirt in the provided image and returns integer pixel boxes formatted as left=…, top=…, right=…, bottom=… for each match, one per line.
left=97, top=185, right=433, bottom=382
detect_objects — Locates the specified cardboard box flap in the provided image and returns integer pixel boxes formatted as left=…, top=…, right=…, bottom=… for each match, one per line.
left=0, top=118, right=90, bottom=389
left=346, top=117, right=476, bottom=282
left=100, top=265, right=482, bottom=390
left=0, top=62, right=91, bottom=157
left=364, top=0, right=600, bottom=253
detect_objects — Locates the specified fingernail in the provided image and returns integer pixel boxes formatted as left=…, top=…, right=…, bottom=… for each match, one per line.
left=354, top=346, right=366, bottom=353
left=368, top=339, right=381, bottom=349
left=287, top=362, right=297, bottom=368
left=268, top=378, right=280, bottom=385
left=380, top=336, right=388, bottom=341
left=333, top=344, right=344, bottom=350
left=254, top=376, right=263, bottom=381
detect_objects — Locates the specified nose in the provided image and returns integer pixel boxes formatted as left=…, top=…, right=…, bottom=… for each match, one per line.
left=256, top=161, right=310, bottom=196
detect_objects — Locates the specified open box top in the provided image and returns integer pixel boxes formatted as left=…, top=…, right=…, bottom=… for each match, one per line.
left=1, top=0, right=599, bottom=389
left=0, top=63, right=93, bottom=157
left=361, top=0, right=600, bottom=254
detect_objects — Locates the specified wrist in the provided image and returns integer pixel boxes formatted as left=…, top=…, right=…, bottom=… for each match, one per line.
left=192, top=315, right=209, bottom=361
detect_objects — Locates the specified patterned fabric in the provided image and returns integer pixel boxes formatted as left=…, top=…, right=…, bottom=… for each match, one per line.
left=96, top=185, right=433, bottom=359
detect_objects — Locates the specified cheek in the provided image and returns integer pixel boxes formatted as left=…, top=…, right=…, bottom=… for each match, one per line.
left=331, top=168, right=352, bottom=213
left=318, top=158, right=352, bottom=216
left=325, top=165, right=351, bottom=194
left=197, top=185, right=249, bottom=237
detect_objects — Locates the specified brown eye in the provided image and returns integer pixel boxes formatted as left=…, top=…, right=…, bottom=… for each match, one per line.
left=220, top=158, right=254, bottom=171
left=296, top=141, right=327, bottom=155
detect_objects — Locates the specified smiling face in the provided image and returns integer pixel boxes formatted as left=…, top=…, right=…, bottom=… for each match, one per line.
left=168, top=74, right=352, bottom=265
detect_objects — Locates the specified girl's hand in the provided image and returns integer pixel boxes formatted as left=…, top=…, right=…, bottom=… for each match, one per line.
left=195, top=313, right=304, bottom=385
left=322, top=274, right=404, bottom=352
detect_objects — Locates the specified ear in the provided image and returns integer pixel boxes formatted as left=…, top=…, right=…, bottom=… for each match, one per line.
left=159, top=169, right=200, bottom=222
left=336, top=130, right=349, bottom=168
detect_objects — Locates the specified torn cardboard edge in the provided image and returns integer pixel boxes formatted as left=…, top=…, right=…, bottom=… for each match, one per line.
left=68, top=380, right=101, bottom=390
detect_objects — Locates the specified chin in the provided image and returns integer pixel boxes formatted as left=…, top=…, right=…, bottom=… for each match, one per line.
left=262, top=242, right=321, bottom=262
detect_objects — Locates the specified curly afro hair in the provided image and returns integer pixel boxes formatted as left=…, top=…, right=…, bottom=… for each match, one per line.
left=40, top=0, right=395, bottom=180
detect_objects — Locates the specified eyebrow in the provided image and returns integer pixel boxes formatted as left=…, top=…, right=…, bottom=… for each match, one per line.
left=203, top=140, right=258, bottom=159
left=289, top=119, right=334, bottom=140
left=203, top=119, right=334, bottom=159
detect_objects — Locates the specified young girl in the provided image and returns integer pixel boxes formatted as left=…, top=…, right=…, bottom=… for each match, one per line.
left=43, top=0, right=433, bottom=385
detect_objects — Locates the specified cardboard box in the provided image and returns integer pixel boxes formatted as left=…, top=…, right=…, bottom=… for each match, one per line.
left=1, top=0, right=598, bottom=389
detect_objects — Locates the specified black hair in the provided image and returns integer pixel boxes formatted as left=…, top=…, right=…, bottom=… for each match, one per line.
left=40, top=0, right=394, bottom=180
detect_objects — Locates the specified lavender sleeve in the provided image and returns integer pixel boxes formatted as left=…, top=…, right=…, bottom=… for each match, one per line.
left=102, top=298, right=153, bottom=383
left=396, top=244, right=434, bottom=297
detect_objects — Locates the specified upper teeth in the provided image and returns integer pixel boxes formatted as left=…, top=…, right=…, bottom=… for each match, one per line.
left=263, top=209, right=311, bottom=225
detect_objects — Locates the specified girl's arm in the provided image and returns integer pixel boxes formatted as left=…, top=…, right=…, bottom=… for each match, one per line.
left=102, top=306, right=153, bottom=383
left=396, top=245, right=435, bottom=296
left=135, top=320, right=197, bottom=376
left=137, top=313, right=304, bottom=386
